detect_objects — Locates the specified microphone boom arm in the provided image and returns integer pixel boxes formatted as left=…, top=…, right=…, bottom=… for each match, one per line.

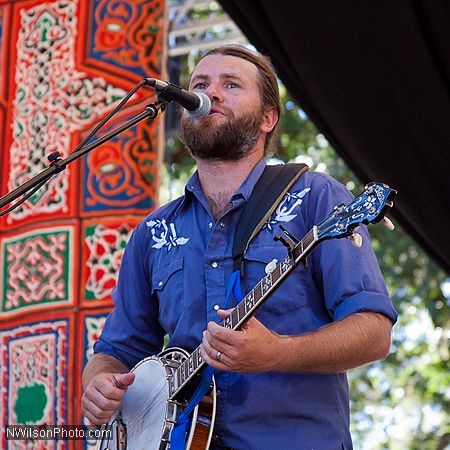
left=0, top=100, right=168, bottom=213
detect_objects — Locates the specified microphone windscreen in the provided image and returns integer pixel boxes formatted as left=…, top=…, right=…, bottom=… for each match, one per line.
left=187, top=93, right=211, bottom=119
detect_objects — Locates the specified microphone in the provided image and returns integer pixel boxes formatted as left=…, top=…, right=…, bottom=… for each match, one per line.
left=145, top=78, right=211, bottom=118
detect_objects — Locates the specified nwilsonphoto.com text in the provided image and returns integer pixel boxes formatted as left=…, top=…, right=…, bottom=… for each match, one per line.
left=4, top=425, right=112, bottom=440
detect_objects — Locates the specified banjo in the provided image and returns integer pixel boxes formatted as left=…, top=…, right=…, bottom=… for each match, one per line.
left=94, top=182, right=396, bottom=450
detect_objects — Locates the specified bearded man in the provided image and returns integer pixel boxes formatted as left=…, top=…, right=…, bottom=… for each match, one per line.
left=82, top=45, right=397, bottom=450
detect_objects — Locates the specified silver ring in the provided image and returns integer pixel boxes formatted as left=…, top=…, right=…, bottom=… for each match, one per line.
left=216, top=351, right=222, bottom=362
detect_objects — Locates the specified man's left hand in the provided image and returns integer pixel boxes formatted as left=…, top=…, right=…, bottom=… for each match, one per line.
left=200, top=309, right=280, bottom=372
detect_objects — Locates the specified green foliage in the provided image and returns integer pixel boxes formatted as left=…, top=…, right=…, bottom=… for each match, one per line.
left=275, top=89, right=450, bottom=450
left=276, top=88, right=449, bottom=449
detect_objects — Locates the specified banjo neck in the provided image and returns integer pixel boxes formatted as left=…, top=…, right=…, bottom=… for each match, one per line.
left=168, top=227, right=318, bottom=399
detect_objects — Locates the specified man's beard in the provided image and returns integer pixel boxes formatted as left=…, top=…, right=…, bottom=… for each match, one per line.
left=180, top=106, right=264, bottom=162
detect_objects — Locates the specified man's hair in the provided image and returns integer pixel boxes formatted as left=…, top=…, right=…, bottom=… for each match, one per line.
left=198, top=45, right=282, bottom=156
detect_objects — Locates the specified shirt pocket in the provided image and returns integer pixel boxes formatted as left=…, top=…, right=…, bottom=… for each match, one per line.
left=242, top=244, right=308, bottom=315
left=151, top=256, right=184, bottom=333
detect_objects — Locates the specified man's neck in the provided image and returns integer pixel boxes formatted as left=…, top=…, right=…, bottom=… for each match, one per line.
left=196, top=149, right=263, bottom=221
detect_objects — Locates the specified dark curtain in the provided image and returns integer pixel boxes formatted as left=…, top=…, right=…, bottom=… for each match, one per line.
left=219, top=0, right=450, bottom=274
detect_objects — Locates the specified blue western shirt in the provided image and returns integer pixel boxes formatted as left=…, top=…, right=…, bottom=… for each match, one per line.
left=95, top=158, right=397, bottom=450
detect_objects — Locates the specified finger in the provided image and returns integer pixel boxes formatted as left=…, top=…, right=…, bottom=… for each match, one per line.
left=90, top=383, right=123, bottom=403
left=83, top=408, right=111, bottom=426
left=200, top=334, right=233, bottom=369
left=114, top=372, right=135, bottom=389
left=199, top=344, right=228, bottom=370
left=92, top=376, right=128, bottom=401
left=207, top=321, right=241, bottom=346
left=83, top=388, right=121, bottom=414
left=93, top=387, right=123, bottom=411
left=203, top=329, right=235, bottom=357
left=82, top=397, right=116, bottom=423
left=216, top=308, right=233, bottom=319
left=82, top=384, right=125, bottom=418
left=83, top=410, right=100, bottom=425
left=201, top=331, right=220, bottom=361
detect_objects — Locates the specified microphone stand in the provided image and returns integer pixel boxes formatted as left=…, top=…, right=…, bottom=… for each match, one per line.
left=0, top=100, right=168, bottom=212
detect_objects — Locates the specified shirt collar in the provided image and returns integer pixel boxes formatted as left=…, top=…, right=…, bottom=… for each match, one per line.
left=174, top=171, right=201, bottom=216
left=175, top=158, right=268, bottom=215
left=230, top=157, right=267, bottom=202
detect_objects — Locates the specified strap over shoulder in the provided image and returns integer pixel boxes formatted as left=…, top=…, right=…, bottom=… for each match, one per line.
left=232, top=162, right=309, bottom=273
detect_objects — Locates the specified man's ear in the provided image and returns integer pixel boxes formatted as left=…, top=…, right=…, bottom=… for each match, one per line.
left=260, top=107, right=279, bottom=133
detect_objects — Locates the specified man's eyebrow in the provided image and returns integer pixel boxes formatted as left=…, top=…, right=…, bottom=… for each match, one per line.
left=190, top=73, right=245, bottom=84
left=219, top=72, right=244, bottom=81
left=190, top=74, right=209, bottom=84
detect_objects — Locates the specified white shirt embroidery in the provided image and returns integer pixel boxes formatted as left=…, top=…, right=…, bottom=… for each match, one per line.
left=266, top=188, right=311, bottom=231
left=146, top=218, right=189, bottom=251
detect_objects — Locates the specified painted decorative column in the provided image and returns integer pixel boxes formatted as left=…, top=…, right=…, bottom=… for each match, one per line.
left=0, top=1, right=166, bottom=448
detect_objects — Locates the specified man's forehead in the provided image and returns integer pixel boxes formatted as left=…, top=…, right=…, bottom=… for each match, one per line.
left=191, top=54, right=258, bottom=80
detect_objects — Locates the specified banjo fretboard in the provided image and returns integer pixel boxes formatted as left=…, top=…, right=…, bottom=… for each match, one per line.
left=168, top=228, right=317, bottom=398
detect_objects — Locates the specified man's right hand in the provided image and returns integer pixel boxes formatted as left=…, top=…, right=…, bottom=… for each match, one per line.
left=82, top=372, right=135, bottom=425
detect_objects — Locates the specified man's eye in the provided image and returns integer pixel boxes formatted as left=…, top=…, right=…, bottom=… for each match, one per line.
left=193, top=82, right=207, bottom=89
left=226, top=82, right=238, bottom=88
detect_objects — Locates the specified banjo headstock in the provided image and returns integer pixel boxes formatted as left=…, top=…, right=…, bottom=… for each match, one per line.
left=316, top=182, right=397, bottom=242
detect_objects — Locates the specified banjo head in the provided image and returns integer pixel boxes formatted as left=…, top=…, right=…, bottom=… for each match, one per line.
left=95, top=350, right=189, bottom=450
left=122, top=356, right=170, bottom=447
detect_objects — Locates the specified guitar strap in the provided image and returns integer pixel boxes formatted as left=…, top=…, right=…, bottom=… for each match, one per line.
left=171, top=162, right=308, bottom=450
left=232, top=162, right=309, bottom=275
left=224, top=162, right=309, bottom=308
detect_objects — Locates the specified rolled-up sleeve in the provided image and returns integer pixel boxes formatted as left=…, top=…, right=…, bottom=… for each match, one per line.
left=308, top=177, right=398, bottom=324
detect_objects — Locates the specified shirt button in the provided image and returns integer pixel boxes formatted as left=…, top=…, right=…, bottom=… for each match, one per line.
left=208, top=222, right=213, bottom=229
left=213, top=435, right=219, bottom=441
left=158, top=281, right=163, bottom=287
left=211, top=261, right=218, bottom=268
left=220, top=222, right=225, bottom=228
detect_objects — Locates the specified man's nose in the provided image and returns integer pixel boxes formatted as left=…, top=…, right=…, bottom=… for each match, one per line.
left=204, top=83, right=223, bottom=103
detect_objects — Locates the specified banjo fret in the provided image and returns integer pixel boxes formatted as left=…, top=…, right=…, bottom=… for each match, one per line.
left=237, top=301, right=245, bottom=321
left=270, top=264, right=281, bottom=283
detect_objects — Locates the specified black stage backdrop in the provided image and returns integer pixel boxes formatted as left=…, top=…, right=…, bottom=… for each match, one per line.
left=219, top=0, right=450, bottom=274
